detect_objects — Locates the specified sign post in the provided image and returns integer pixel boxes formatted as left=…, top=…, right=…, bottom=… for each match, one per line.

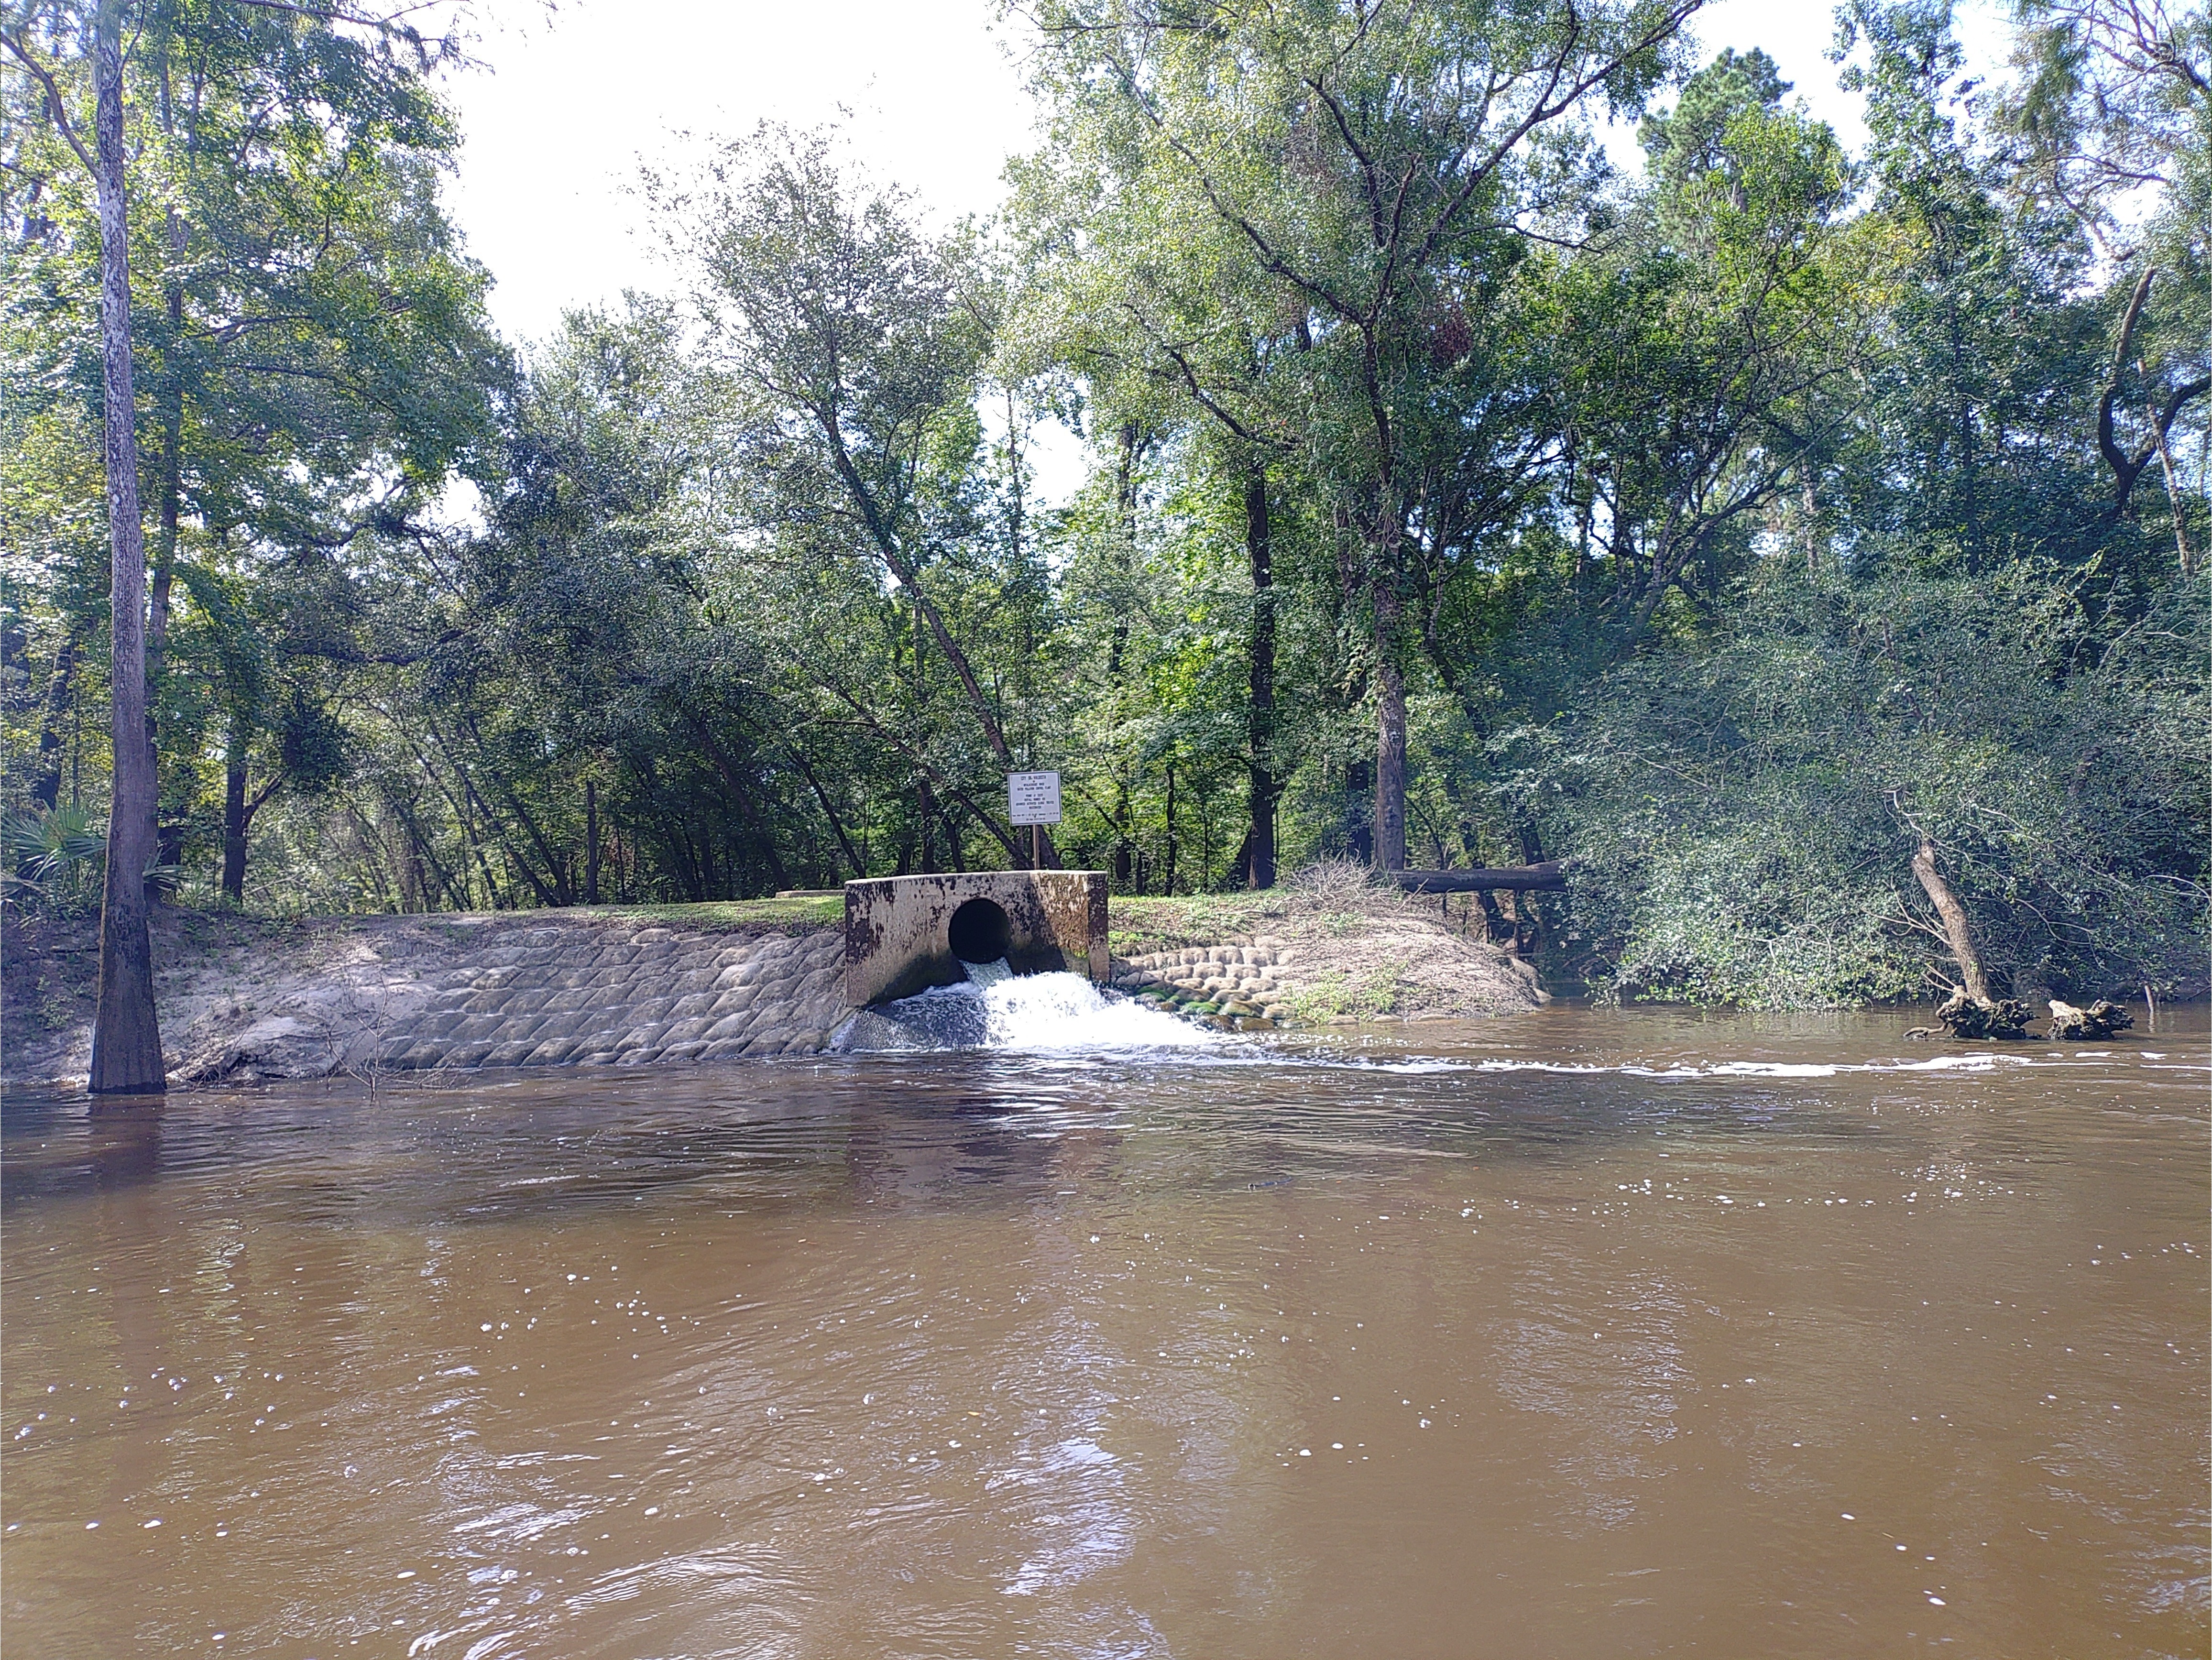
left=1007, top=771, right=1062, bottom=870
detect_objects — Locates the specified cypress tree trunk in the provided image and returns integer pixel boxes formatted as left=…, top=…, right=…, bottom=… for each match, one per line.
left=1244, top=471, right=1278, bottom=889
left=88, top=2, right=165, bottom=1095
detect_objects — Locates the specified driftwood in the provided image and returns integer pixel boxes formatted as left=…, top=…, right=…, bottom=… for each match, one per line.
left=2047, top=999, right=2135, bottom=1041
left=1936, top=991, right=2031, bottom=1040
left=1392, top=862, right=1565, bottom=894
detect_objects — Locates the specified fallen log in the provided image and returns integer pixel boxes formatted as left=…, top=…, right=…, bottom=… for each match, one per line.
left=1393, top=862, right=1565, bottom=894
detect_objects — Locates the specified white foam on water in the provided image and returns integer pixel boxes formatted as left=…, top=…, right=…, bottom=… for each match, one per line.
left=977, top=972, right=1216, bottom=1051
left=845, top=970, right=1219, bottom=1054
left=1469, top=1051, right=2057, bottom=1080
left=1707, top=1061, right=1843, bottom=1078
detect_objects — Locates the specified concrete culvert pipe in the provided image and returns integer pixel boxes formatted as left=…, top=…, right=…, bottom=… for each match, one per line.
left=947, top=897, right=1014, bottom=965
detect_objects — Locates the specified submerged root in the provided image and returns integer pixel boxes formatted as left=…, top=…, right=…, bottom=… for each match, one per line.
left=1935, top=991, right=2031, bottom=1040
left=2047, top=999, right=2135, bottom=1041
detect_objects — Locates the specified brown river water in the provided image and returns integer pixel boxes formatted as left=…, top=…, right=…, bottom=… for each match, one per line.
left=3, top=1000, right=2205, bottom=1658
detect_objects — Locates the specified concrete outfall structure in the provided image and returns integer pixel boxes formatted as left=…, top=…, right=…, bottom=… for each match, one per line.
left=842, top=872, right=1110, bottom=1007
left=3, top=866, right=1543, bottom=1089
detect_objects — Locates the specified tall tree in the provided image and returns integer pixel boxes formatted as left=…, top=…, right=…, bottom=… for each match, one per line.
left=1554, top=48, right=1863, bottom=650
left=1992, top=0, right=2210, bottom=570
left=1009, top=102, right=1300, bottom=885
left=663, top=129, right=1042, bottom=862
left=7, top=0, right=501, bottom=922
left=1028, top=0, right=1703, bottom=868
left=6, top=0, right=163, bottom=1089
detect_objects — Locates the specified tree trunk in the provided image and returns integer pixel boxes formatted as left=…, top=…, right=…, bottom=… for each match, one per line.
left=1476, top=887, right=1508, bottom=944
left=219, top=734, right=279, bottom=906
left=402, top=717, right=502, bottom=908
left=937, top=797, right=968, bottom=872
left=1163, top=759, right=1177, bottom=895
left=30, top=620, right=82, bottom=810
left=1511, top=818, right=1548, bottom=954
left=786, top=742, right=865, bottom=877
left=2149, top=392, right=2196, bottom=577
left=585, top=780, right=601, bottom=904
left=221, top=748, right=248, bottom=903
left=1911, top=838, right=1989, bottom=1004
left=389, top=792, right=467, bottom=911
left=88, top=5, right=165, bottom=1095
left=143, top=306, right=182, bottom=853
left=1372, top=582, right=1409, bottom=872
left=1345, top=755, right=1374, bottom=862
left=1392, top=863, right=1566, bottom=893
left=821, top=419, right=1017, bottom=769
left=1245, top=471, right=1278, bottom=889
left=687, top=717, right=791, bottom=892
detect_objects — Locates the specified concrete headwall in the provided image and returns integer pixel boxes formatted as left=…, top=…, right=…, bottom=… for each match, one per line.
left=843, top=872, right=1109, bottom=1007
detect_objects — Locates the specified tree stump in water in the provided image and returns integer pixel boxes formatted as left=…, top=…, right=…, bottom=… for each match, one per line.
left=2047, top=999, right=2134, bottom=1040
left=1935, top=991, right=2031, bottom=1040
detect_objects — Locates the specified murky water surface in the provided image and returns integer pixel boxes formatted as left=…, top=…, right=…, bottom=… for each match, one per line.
left=4, top=1004, right=2206, bottom=1658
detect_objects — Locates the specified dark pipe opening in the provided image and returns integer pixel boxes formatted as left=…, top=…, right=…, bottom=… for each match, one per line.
left=947, top=897, right=1014, bottom=964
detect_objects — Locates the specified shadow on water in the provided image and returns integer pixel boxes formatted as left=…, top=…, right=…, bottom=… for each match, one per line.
left=1, top=1097, right=166, bottom=1201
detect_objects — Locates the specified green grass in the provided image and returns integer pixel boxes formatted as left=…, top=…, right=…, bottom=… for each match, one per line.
left=1279, top=967, right=1404, bottom=1024
left=579, top=896, right=847, bottom=929
left=140, top=888, right=1302, bottom=956
left=1106, top=891, right=1294, bottom=959
left=149, top=894, right=853, bottom=939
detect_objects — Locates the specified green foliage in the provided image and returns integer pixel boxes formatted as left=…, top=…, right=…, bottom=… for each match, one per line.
left=275, top=696, right=350, bottom=797
left=3, top=2, right=2203, bottom=1010
left=2, top=803, right=106, bottom=910
left=1524, top=563, right=2210, bottom=1005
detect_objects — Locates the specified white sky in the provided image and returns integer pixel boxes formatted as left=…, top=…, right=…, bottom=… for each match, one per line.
left=441, top=0, right=2013, bottom=499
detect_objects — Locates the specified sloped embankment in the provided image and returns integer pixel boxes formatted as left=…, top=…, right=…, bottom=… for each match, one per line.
left=3, top=870, right=1543, bottom=1090
left=1107, top=869, right=1544, bottom=1025
left=3, top=904, right=849, bottom=1089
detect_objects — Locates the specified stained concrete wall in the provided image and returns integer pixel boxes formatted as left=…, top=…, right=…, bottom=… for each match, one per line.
left=844, top=872, right=1109, bottom=1007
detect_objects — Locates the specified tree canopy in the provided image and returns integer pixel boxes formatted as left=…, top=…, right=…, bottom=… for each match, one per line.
left=4, top=0, right=2205, bottom=1010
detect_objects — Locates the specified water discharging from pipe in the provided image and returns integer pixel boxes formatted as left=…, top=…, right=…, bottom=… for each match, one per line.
left=834, top=959, right=1214, bottom=1052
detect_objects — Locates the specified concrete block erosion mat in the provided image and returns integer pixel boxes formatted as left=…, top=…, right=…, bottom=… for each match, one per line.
left=0, top=868, right=1549, bottom=1089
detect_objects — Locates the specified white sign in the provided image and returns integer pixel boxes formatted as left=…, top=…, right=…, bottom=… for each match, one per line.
left=1008, top=770, right=1062, bottom=826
